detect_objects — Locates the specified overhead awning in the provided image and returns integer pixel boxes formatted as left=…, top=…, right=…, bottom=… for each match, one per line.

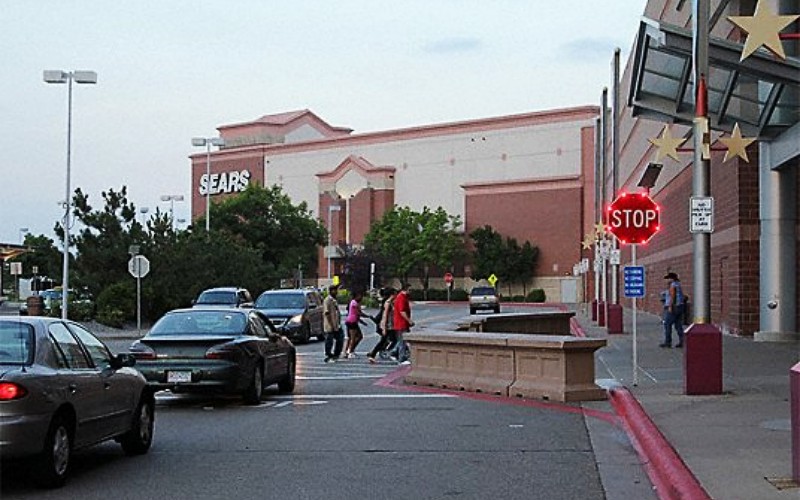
left=628, top=17, right=800, bottom=140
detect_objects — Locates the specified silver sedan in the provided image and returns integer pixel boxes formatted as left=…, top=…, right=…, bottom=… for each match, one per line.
left=0, top=317, right=154, bottom=488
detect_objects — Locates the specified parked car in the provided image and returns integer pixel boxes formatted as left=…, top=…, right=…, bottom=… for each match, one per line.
left=254, top=288, right=325, bottom=343
left=0, top=317, right=154, bottom=488
left=129, top=308, right=295, bottom=404
left=193, top=287, right=253, bottom=308
left=469, top=286, right=500, bottom=314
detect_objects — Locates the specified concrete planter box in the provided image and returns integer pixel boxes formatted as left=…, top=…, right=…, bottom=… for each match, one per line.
left=457, top=311, right=574, bottom=335
left=405, top=329, right=606, bottom=402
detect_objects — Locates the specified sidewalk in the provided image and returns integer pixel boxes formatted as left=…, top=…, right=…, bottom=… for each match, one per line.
left=573, top=306, right=799, bottom=500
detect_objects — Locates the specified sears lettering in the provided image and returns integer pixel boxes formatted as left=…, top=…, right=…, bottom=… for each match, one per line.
left=198, top=170, right=251, bottom=196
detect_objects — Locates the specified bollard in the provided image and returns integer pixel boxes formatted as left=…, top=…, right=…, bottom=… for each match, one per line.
left=606, top=303, right=624, bottom=334
left=597, top=301, right=606, bottom=327
left=792, top=362, right=800, bottom=483
left=684, top=323, right=722, bottom=395
left=591, top=299, right=598, bottom=322
left=26, top=296, right=44, bottom=316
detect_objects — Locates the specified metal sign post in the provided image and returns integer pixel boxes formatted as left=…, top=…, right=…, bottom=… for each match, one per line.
left=623, top=253, right=645, bottom=386
left=128, top=254, right=150, bottom=334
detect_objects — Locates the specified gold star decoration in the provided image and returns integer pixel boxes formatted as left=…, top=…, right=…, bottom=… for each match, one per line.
left=728, top=0, right=800, bottom=61
left=648, top=126, right=687, bottom=162
left=594, top=221, right=606, bottom=237
left=719, top=123, right=757, bottom=163
left=582, top=233, right=595, bottom=250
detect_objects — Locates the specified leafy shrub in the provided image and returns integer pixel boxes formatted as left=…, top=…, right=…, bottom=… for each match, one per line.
left=526, top=289, right=546, bottom=303
left=96, top=281, right=136, bottom=327
left=511, top=295, right=526, bottom=302
left=69, top=301, right=95, bottom=321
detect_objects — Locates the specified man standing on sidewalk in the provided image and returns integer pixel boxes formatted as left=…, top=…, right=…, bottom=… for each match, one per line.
left=323, top=285, right=343, bottom=362
left=660, top=272, right=686, bottom=348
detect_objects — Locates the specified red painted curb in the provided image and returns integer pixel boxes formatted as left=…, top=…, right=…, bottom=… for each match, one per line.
left=609, top=387, right=711, bottom=500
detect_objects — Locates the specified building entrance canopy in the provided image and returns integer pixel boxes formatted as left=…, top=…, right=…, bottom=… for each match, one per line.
left=628, top=18, right=800, bottom=142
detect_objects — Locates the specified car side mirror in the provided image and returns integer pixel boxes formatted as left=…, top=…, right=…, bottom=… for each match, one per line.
left=110, top=353, right=136, bottom=369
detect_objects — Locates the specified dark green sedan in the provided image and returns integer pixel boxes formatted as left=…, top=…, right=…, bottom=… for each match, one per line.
left=130, top=308, right=296, bottom=404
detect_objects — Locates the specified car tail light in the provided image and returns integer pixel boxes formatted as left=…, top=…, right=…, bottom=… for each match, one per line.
left=205, top=344, right=237, bottom=360
left=0, top=382, right=27, bottom=401
left=129, top=341, right=156, bottom=360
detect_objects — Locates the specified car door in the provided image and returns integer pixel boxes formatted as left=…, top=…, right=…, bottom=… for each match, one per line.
left=306, top=292, right=323, bottom=337
left=250, top=315, right=286, bottom=383
left=47, top=323, right=107, bottom=447
left=67, top=322, right=135, bottom=438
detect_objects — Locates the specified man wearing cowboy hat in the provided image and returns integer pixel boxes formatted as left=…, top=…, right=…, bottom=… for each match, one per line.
left=661, top=271, right=686, bottom=348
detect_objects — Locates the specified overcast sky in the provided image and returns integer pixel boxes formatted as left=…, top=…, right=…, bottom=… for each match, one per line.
left=1, top=0, right=647, bottom=245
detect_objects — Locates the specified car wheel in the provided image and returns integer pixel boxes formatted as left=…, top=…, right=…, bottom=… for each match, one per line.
left=494, top=306, right=500, bottom=314
left=120, top=393, right=155, bottom=455
left=278, top=357, right=296, bottom=393
left=243, top=363, right=264, bottom=405
left=470, top=307, right=476, bottom=315
left=35, top=414, right=72, bottom=488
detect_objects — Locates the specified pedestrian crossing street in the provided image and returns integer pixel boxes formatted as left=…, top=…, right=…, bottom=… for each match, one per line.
left=296, top=351, right=399, bottom=380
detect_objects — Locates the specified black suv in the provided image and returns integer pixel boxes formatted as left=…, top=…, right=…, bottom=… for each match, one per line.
left=193, top=287, right=254, bottom=308
left=254, top=288, right=324, bottom=343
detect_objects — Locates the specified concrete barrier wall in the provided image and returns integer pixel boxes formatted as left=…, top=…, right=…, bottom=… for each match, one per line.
left=458, top=311, right=575, bottom=335
left=405, top=329, right=606, bottom=402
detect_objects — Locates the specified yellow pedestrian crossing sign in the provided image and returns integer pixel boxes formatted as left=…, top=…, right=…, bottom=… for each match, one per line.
left=488, top=274, right=498, bottom=287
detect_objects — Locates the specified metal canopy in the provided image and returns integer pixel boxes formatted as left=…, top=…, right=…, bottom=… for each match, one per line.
left=629, top=17, right=800, bottom=139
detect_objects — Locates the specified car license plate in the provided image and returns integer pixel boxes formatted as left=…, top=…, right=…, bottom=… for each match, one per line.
left=167, top=371, right=192, bottom=383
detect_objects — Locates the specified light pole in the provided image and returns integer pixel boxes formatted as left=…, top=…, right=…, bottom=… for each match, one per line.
left=160, top=194, right=184, bottom=231
left=44, top=69, right=97, bottom=319
left=191, top=137, right=225, bottom=232
left=19, top=227, right=29, bottom=244
left=326, top=204, right=341, bottom=280
left=139, top=206, right=149, bottom=227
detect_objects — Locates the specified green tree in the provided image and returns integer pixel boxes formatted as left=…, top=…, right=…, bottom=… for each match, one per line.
left=364, top=206, right=463, bottom=295
left=16, top=234, right=62, bottom=290
left=469, top=225, right=505, bottom=281
left=203, top=184, right=326, bottom=280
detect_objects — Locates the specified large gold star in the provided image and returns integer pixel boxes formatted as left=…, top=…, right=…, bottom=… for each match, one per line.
left=582, top=233, right=595, bottom=250
left=594, top=221, right=606, bottom=237
left=719, top=123, right=757, bottom=163
left=728, top=0, right=800, bottom=61
left=648, top=126, right=687, bottom=162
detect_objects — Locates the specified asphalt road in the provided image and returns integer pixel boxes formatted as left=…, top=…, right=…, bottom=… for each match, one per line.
left=0, top=303, right=654, bottom=500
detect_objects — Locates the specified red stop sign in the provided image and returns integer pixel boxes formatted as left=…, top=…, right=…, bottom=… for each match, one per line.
left=605, top=192, right=661, bottom=244
left=444, top=272, right=454, bottom=284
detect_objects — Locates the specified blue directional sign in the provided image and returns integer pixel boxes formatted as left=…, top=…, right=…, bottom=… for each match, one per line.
left=623, top=265, right=645, bottom=298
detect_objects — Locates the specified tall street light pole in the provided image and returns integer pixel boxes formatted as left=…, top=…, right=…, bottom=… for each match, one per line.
left=191, top=137, right=225, bottom=232
left=44, top=69, right=97, bottom=320
left=327, top=204, right=341, bottom=281
left=160, top=194, right=184, bottom=231
left=19, top=227, right=29, bottom=245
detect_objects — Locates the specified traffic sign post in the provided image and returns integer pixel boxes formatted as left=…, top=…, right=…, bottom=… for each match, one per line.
left=444, top=272, right=454, bottom=302
left=128, top=255, right=150, bottom=334
left=606, top=192, right=662, bottom=385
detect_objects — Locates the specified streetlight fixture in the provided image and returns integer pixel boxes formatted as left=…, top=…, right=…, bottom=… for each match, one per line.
left=44, top=69, right=97, bottom=319
left=160, top=194, right=184, bottom=230
left=326, top=204, right=341, bottom=280
left=19, top=227, right=29, bottom=244
left=191, top=137, right=225, bottom=232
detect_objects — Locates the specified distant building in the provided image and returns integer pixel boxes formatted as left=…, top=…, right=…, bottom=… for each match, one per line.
left=189, top=107, right=599, bottom=301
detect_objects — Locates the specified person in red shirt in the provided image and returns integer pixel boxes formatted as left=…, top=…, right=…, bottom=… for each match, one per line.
left=391, top=282, right=414, bottom=364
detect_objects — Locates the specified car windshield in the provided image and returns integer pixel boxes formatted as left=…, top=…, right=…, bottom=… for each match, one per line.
left=196, top=291, right=237, bottom=305
left=471, top=287, right=496, bottom=296
left=255, top=293, right=304, bottom=309
left=0, top=322, right=34, bottom=365
left=149, top=311, right=247, bottom=336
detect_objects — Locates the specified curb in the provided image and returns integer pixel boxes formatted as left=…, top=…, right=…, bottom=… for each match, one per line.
left=609, top=387, right=711, bottom=500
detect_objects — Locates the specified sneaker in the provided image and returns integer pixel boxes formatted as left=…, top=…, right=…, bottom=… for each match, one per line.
left=347, top=352, right=356, bottom=359
left=324, top=357, right=332, bottom=363
left=675, top=342, right=683, bottom=348
left=400, top=360, right=411, bottom=365
left=368, top=356, right=376, bottom=364
left=659, top=343, right=671, bottom=348
left=389, top=355, right=398, bottom=362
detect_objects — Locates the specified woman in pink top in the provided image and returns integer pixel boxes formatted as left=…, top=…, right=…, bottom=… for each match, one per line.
left=344, top=291, right=367, bottom=358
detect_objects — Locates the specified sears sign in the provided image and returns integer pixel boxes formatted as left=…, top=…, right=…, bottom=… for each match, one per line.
left=198, top=170, right=251, bottom=196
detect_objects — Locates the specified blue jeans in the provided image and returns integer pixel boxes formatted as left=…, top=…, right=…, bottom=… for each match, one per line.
left=393, top=329, right=409, bottom=362
left=663, top=305, right=685, bottom=345
left=325, top=328, right=344, bottom=358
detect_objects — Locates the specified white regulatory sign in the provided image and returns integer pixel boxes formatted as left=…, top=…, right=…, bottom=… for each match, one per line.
left=690, top=196, right=714, bottom=233
left=128, top=255, right=151, bottom=278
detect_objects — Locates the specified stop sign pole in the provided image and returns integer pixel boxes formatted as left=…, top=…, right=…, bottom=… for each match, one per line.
left=606, top=191, right=661, bottom=386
